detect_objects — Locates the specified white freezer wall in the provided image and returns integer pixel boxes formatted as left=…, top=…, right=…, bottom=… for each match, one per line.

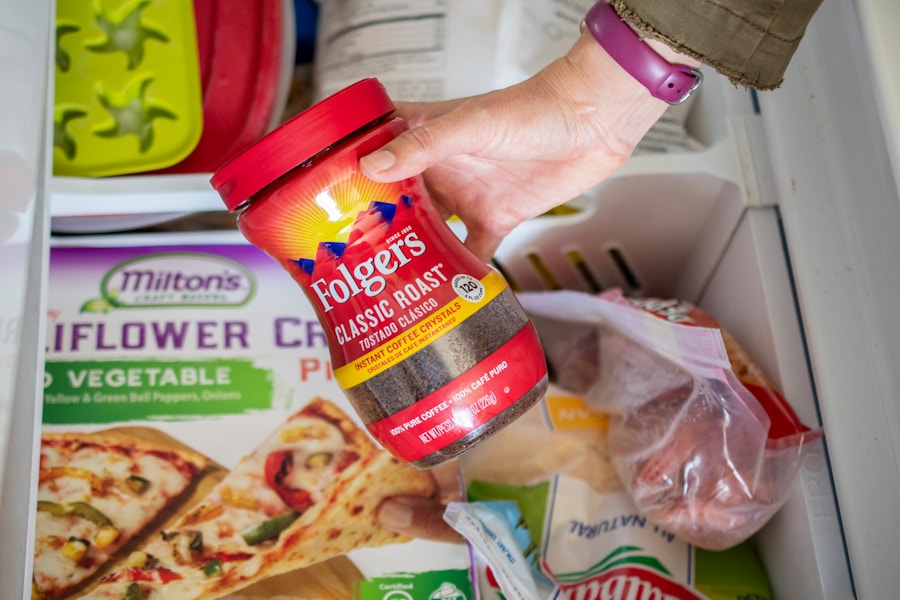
left=757, top=0, right=900, bottom=597
left=0, top=1, right=53, bottom=600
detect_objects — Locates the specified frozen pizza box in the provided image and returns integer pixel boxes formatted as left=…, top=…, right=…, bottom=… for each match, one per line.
left=36, top=230, right=475, bottom=600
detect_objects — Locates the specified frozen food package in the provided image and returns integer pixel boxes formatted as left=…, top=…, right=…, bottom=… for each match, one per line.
left=312, top=0, right=698, bottom=153
left=39, top=235, right=476, bottom=600
left=313, top=0, right=514, bottom=102
left=519, top=289, right=822, bottom=550
left=457, top=385, right=774, bottom=599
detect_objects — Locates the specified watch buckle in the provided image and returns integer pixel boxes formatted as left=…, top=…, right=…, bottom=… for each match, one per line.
left=665, top=68, right=704, bottom=105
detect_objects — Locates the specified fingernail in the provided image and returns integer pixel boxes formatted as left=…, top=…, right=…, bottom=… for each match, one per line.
left=361, top=150, right=396, bottom=174
left=377, top=500, right=414, bottom=529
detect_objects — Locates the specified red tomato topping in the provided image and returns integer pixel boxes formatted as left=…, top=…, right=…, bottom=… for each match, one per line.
left=104, top=567, right=183, bottom=584
left=263, top=451, right=313, bottom=513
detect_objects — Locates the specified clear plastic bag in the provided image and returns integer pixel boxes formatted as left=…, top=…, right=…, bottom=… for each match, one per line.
left=520, top=289, right=821, bottom=550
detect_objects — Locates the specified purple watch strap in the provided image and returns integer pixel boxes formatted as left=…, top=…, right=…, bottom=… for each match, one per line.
left=584, top=1, right=702, bottom=104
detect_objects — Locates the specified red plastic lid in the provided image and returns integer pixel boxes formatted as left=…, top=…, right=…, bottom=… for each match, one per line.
left=154, top=0, right=287, bottom=175
left=211, top=78, right=395, bottom=211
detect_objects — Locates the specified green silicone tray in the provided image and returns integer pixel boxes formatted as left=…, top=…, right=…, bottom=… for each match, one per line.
left=53, top=0, right=203, bottom=177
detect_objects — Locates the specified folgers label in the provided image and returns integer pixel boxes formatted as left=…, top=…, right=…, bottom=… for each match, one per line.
left=212, top=79, right=548, bottom=468
left=296, top=194, right=503, bottom=381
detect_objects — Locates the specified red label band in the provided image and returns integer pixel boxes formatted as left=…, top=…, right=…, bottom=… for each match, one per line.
left=366, top=324, right=547, bottom=462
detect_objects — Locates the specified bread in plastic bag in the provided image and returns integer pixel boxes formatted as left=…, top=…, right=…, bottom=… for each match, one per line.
left=520, top=289, right=822, bottom=550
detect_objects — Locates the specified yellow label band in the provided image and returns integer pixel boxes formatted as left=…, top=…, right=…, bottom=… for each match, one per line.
left=334, top=270, right=508, bottom=389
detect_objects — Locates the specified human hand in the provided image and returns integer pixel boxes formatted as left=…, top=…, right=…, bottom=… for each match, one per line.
left=376, top=461, right=464, bottom=543
left=360, top=30, right=670, bottom=260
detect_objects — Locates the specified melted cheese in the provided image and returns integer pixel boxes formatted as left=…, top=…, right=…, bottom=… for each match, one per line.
left=255, top=416, right=348, bottom=506
left=74, top=404, right=366, bottom=600
left=33, top=441, right=195, bottom=597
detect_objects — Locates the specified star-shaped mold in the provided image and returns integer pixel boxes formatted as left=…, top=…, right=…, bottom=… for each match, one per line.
left=84, top=0, right=169, bottom=70
left=55, top=21, right=81, bottom=72
left=53, top=104, right=89, bottom=160
left=92, top=74, right=176, bottom=153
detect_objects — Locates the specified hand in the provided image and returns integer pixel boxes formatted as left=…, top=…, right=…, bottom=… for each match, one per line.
left=360, top=30, right=670, bottom=260
left=376, top=461, right=464, bottom=543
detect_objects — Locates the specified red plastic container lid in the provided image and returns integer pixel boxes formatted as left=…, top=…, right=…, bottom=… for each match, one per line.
left=154, top=0, right=287, bottom=175
left=211, top=78, right=395, bottom=211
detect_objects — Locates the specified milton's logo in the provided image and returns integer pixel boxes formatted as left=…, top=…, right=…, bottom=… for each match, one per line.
left=549, top=547, right=709, bottom=600
left=80, top=253, right=255, bottom=312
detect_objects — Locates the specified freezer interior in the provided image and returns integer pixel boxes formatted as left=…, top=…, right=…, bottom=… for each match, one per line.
left=7, top=0, right=896, bottom=598
left=485, top=72, right=850, bottom=599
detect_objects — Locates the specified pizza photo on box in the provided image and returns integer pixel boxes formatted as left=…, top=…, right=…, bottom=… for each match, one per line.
left=33, top=427, right=210, bottom=599
left=33, top=398, right=437, bottom=600
left=38, top=238, right=478, bottom=600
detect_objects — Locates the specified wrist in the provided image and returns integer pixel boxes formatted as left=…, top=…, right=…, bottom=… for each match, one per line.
left=545, top=30, right=669, bottom=152
left=564, top=30, right=663, bottom=108
left=582, top=1, right=702, bottom=105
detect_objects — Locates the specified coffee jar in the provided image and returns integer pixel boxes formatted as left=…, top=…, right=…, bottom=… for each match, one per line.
left=211, top=79, right=548, bottom=469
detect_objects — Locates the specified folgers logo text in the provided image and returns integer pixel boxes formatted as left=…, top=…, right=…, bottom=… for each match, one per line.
left=82, top=253, right=255, bottom=312
left=553, top=566, right=708, bottom=600
left=308, top=230, right=426, bottom=312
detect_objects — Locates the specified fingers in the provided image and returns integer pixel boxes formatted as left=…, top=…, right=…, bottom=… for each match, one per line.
left=359, top=127, right=450, bottom=183
left=376, top=461, right=465, bottom=543
left=463, top=229, right=503, bottom=263
left=392, top=98, right=469, bottom=129
left=360, top=100, right=486, bottom=183
left=376, top=495, right=464, bottom=544
left=430, top=460, right=464, bottom=504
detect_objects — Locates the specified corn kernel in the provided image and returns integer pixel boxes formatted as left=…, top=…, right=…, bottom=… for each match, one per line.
left=93, top=525, right=120, bottom=549
left=61, top=538, right=89, bottom=561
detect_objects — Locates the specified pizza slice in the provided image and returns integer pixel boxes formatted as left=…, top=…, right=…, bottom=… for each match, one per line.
left=32, top=430, right=208, bottom=600
left=77, top=397, right=436, bottom=600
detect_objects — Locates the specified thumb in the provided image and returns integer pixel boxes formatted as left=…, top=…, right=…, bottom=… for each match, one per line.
left=376, top=496, right=464, bottom=544
left=359, top=108, right=479, bottom=183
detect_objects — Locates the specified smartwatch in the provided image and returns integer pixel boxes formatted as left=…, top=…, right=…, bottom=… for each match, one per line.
left=582, top=1, right=702, bottom=104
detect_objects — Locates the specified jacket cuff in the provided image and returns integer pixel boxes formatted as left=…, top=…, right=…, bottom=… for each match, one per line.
left=608, top=0, right=823, bottom=90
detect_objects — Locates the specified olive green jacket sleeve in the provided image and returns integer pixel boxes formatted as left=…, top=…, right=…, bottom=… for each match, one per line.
left=609, top=0, right=823, bottom=89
